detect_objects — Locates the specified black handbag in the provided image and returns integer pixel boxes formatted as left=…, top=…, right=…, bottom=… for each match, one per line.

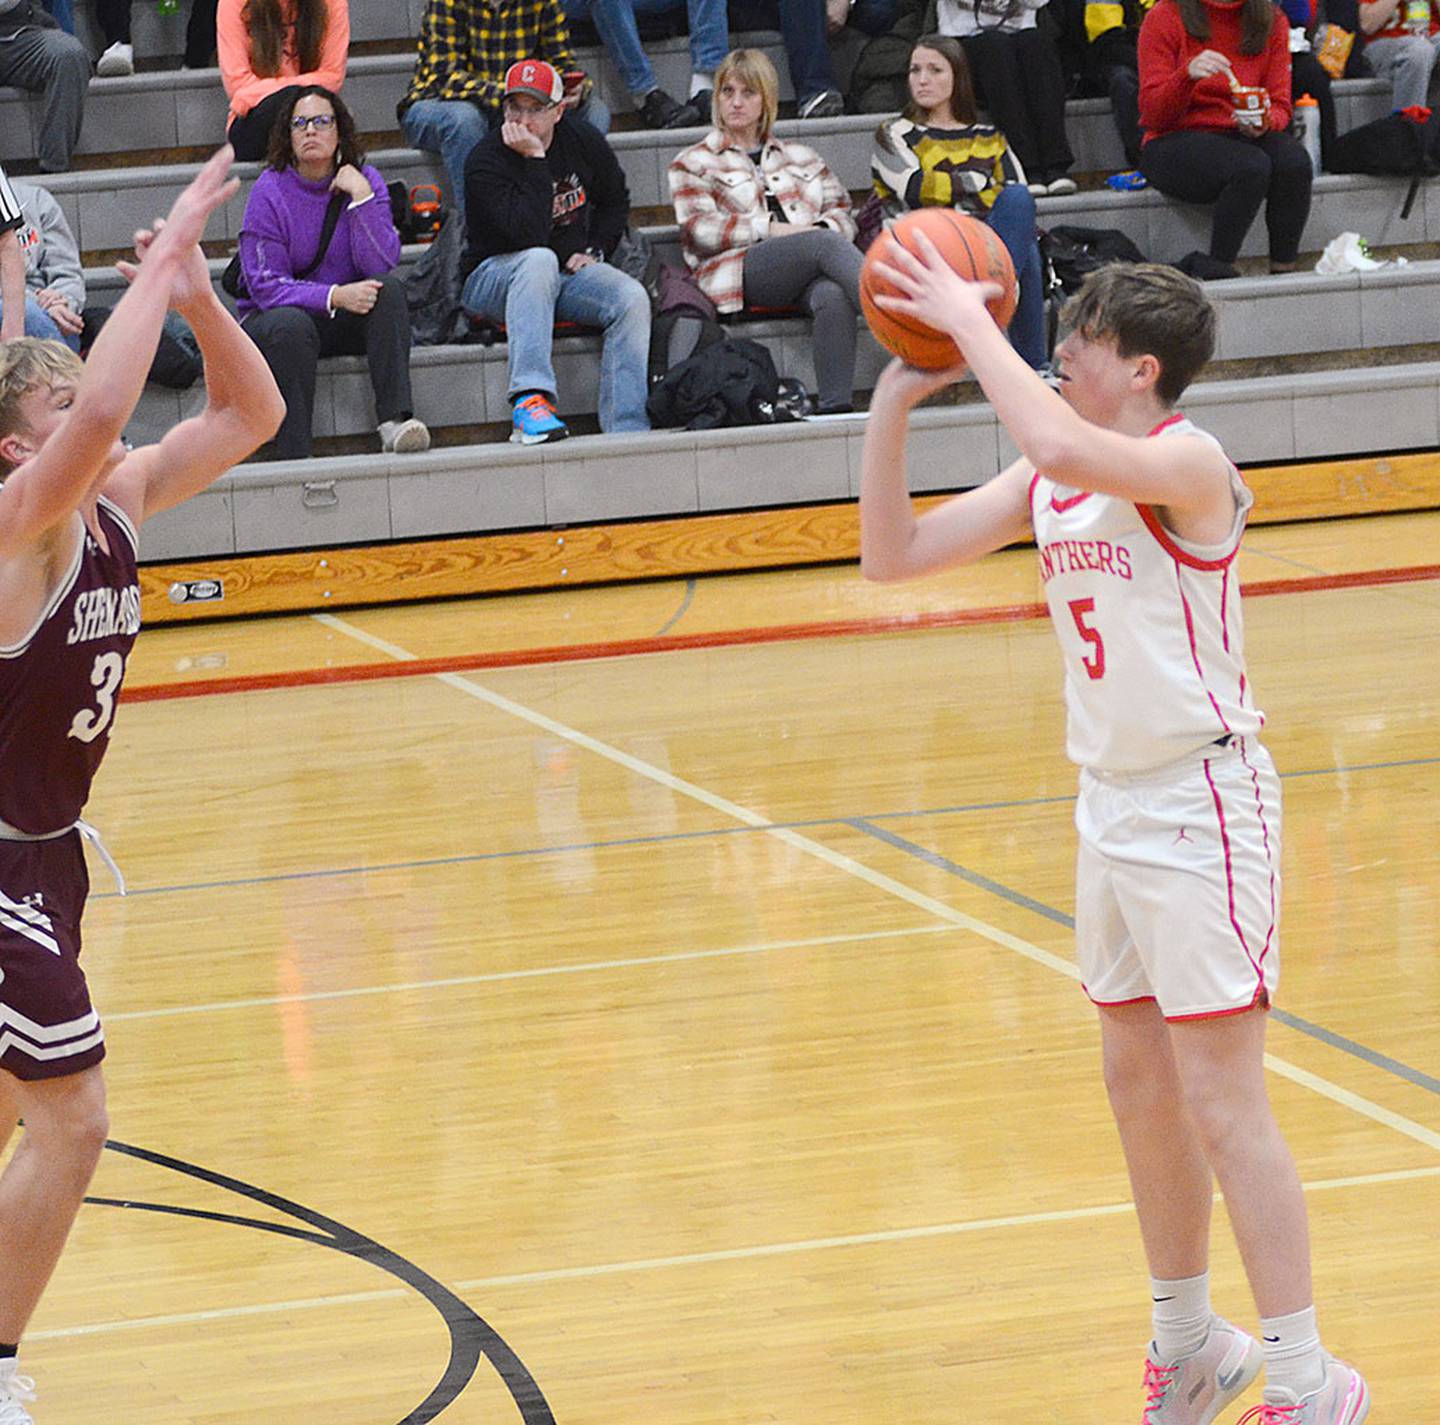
left=222, top=189, right=347, bottom=300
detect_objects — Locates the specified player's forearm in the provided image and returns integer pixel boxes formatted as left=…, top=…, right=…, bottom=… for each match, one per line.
left=75, top=254, right=181, bottom=436
left=0, top=231, right=25, bottom=342
left=859, top=385, right=925, bottom=582
left=179, top=292, right=284, bottom=448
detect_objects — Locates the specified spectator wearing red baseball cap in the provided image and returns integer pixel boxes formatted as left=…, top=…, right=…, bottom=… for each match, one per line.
left=459, top=56, right=651, bottom=444
left=399, top=0, right=610, bottom=214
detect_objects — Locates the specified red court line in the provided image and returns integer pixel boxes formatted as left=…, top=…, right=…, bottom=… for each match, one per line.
left=123, top=562, right=1440, bottom=705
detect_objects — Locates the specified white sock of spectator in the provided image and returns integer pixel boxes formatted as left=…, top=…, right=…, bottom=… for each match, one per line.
left=690, top=73, right=712, bottom=98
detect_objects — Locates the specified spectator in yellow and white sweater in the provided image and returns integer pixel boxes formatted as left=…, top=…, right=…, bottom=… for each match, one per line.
left=871, top=35, right=1048, bottom=368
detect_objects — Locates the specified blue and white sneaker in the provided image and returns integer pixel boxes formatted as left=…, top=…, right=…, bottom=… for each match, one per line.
left=510, top=394, right=568, bottom=446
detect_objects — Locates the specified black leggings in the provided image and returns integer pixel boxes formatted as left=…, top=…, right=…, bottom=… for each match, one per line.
left=742, top=228, right=862, bottom=409
left=227, top=85, right=301, bottom=162
left=241, top=273, right=416, bottom=459
left=960, top=29, right=1074, bottom=186
left=1139, top=128, right=1313, bottom=265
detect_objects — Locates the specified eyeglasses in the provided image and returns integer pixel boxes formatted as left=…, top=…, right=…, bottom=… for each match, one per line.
left=502, top=98, right=552, bottom=117
left=291, top=113, right=337, bottom=132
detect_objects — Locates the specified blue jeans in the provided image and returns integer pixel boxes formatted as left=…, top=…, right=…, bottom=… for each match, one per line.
left=462, top=247, right=651, bottom=433
left=566, top=0, right=728, bottom=97
left=42, top=0, right=75, bottom=31
left=0, top=295, right=81, bottom=351
left=985, top=185, right=1046, bottom=369
left=402, top=97, right=612, bottom=212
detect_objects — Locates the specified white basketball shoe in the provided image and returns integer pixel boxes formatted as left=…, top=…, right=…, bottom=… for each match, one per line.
left=1141, top=1317, right=1264, bottom=1424
left=0, top=1361, right=36, bottom=1425
left=1236, top=1356, right=1370, bottom=1424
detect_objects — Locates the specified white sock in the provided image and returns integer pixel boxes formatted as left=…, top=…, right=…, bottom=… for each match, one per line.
left=690, top=72, right=712, bottom=97
left=1260, top=1305, right=1326, bottom=1399
left=1150, top=1272, right=1213, bottom=1363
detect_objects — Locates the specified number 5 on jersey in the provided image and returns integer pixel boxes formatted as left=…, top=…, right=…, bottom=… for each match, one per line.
left=1067, top=597, right=1106, bottom=681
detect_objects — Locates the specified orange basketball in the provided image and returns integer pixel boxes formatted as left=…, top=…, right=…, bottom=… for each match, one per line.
left=860, top=208, right=1018, bottom=370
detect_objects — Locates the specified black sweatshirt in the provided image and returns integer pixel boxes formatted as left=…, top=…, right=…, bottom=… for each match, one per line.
left=462, top=114, right=631, bottom=275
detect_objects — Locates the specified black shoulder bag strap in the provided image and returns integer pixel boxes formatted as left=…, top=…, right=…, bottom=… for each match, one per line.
left=296, top=190, right=349, bottom=280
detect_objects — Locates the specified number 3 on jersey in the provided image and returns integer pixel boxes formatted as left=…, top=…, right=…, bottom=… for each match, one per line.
left=1067, top=597, right=1106, bottom=680
left=68, top=651, right=125, bottom=743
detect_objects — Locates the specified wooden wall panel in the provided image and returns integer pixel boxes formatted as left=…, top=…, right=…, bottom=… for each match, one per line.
left=138, top=454, right=1440, bottom=625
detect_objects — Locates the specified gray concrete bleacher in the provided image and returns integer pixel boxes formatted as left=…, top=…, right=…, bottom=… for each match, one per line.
left=140, top=359, right=1440, bottom=561
left=0, top=30, right=799, bottom=168
left=10, top=7, right=1437, bottom=567
left=103, top=255, right=1440, bottom=458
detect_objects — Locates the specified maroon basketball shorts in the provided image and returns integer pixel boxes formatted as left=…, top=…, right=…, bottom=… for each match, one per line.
left=0, top=832, right=106, bottom=1080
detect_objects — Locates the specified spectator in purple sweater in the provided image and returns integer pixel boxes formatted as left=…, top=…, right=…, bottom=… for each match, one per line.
left=237, top=85, right=430, bottom=458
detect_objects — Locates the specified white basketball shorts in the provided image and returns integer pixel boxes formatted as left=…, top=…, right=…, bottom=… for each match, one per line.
left=1074, top=735, right=1282, bottom=1021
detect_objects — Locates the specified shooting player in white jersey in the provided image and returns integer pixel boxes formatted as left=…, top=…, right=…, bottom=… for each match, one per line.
left=857, top=252, right=1369, bottom=1425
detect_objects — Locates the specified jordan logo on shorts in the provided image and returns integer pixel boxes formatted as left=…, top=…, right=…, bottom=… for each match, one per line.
left=1173, top=827, right=1193, bottom=845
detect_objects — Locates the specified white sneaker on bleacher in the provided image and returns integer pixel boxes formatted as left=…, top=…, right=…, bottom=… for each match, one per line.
left=97, top=41, right=134, bottom=76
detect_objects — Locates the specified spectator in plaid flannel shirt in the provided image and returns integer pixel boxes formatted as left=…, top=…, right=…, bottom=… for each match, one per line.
left=668, top=47, right=863, bottom=413
left=399, top=0, right=610, bottom=210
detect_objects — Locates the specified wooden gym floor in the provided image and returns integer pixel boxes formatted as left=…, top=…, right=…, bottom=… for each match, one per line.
left=14, top=509, right=1439, bottom=1424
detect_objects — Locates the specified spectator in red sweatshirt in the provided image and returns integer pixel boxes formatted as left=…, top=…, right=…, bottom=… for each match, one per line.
left=1138, top=0, right=1313, bottom=273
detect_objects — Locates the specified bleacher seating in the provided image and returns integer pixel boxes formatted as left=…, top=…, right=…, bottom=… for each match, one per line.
left=9, top=11, right=1440, bottom=569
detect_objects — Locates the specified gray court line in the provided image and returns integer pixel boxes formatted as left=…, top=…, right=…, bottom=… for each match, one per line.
left=845, top=818, right=1440, bottom=1099
left=843, top=818, right=1074, bottom=928
left=652, top=578, right=697, bottom=637
left=89, top=753, right=1440, bottom=904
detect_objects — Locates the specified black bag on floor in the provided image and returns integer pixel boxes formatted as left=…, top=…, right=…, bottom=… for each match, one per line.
left=1328, top=105, right=1440, bottom=219
left=646, top=336, right=796, bottom=430
left=1041, top=224, right=1147, bottom=293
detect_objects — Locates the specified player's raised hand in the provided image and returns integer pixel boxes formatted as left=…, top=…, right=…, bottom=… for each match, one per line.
left=121, top=146, right=238, bottom=279
left=873, top=355, right=969, bottom=409
left=871, top=229, right=1002, bottom=331
left=116, top=216, right=214, bottom=310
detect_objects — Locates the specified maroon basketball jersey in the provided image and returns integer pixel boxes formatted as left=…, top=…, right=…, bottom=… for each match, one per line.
left=0, top=498, right=140, bottom=835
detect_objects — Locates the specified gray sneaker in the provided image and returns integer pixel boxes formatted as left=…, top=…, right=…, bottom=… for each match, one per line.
left=378, top=417, right=430, bottom=453
left=1142, top=1318, right=1264, bottom=1424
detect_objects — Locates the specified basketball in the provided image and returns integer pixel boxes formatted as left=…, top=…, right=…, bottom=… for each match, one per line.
left=860, top=208, right=1018, bottom=370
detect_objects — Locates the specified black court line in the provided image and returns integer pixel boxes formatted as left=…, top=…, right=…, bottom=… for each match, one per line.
left=92, top=1140, right=554, bottom=1425
left=653, top=578, right=697, bottom=638
left=845, top=818, right=1440, bottom=1099
left=88, top=753, right=1440, bottom=905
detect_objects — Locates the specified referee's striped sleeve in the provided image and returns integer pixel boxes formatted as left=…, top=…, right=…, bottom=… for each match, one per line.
left=0, top=165, right=22, bottom=234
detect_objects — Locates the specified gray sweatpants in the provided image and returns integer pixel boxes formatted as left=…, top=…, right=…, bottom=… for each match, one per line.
left=742, top=227, right=863, bottom=409
left=0, top=26, right=90, bottom=172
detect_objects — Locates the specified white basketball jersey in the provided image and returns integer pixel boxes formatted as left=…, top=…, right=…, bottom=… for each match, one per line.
left=1029, top=413, right=1264, bottom=773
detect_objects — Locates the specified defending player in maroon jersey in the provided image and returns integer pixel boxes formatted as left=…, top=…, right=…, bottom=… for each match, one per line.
left=856, top=254, right=1370, bottom=1425
left=0, top=147, right=283, bottom=1423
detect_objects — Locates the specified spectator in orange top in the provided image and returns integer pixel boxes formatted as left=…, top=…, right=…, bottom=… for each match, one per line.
left=1138, top=0, right=1312, bottom=273
left=218, top=0, right=350, bottom=160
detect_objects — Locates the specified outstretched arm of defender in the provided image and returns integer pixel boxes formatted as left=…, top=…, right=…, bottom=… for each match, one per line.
left=860, top=358, right=1034, bottom=584
left=0, top=228, right=24, bottom=343
left=0, top=148, right=239, bottom=556
left=108, top=221, right=284, bottom=523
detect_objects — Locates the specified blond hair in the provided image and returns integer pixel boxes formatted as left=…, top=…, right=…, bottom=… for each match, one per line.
left=0, top=338, right=85, bottom=476
left=713, top=48, right=780, bottom=142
